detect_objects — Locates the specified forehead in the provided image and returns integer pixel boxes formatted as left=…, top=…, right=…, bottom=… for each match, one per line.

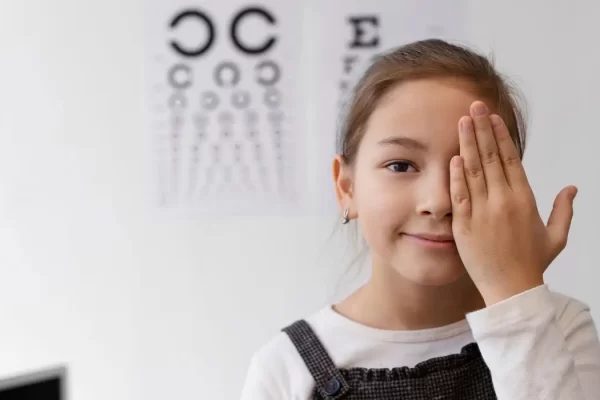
left=362, top=78, right=479, bottom=149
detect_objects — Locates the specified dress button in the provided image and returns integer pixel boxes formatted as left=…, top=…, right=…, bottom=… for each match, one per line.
left=324, top=377, right=341, bottom=395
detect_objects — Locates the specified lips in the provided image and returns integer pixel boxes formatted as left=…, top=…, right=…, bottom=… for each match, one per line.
left=403, top=233, right=456, bottom=250
left=406, top=233, right=454, bottom=242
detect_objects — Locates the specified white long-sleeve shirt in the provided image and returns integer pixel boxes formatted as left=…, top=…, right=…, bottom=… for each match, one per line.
left=240, top=284, right=600, bottom=399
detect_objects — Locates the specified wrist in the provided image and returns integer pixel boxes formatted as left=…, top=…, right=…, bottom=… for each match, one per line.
left=478, top=277, right=545, bottom=306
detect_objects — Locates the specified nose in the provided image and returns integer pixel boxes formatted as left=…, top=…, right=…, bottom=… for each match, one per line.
left=416, top=170, right=452, bottom=221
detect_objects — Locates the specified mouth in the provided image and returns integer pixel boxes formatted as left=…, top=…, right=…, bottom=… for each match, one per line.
left=403, top=233, right=456, bottom=249
left=408, top=233, right=454, bottom=242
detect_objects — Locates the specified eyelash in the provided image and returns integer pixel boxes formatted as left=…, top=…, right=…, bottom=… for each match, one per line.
left=385, top=161, right=418, bottom=173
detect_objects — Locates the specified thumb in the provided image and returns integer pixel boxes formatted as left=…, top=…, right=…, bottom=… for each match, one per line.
left=546, top=185, right=578, bottom=252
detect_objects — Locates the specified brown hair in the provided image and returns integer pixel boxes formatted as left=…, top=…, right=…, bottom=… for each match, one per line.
left=337, top=39, right=527, bottom=165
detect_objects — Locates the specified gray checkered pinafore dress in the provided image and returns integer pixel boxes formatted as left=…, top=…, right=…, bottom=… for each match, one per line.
left=282, top=319, right=497, bottom=399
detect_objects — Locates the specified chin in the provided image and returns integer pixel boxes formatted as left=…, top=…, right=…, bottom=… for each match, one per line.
left=401, top=268, right=466, bottom=287
left=391, top=257, right=467, bottom=287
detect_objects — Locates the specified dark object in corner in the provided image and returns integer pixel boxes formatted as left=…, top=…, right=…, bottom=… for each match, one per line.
left=0, top=365, right=66, bottom=400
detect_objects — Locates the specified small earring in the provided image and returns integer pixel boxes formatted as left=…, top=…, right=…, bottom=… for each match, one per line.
left=341, top=208, right=350, bottom=224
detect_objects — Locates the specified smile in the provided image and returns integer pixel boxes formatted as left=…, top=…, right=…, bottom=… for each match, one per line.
left=403, top=233, right=456, bottom=250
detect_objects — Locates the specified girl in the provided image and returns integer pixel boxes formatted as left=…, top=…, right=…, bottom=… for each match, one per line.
left=240, top=39, right=600, bottom=399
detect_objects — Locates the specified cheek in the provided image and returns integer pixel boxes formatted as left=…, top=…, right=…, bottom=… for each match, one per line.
left=354, top=170, right=411, bottom=230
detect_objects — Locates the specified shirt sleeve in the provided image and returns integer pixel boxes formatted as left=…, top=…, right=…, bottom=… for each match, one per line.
left=239, top=353, right=278, bottom=400
left=466, top=284, right=600, bottom=399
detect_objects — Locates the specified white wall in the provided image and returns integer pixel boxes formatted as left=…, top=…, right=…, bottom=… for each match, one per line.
left=0, top=1, right=598, bottom=400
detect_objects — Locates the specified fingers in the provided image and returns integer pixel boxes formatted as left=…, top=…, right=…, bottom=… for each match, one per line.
left=489, top=114, right=530, bottom=190
left=450, top=156, right=471, bottom=218
left=459, top=116, right=487, bottom=200
left=470, top=101, right=508, bottom=192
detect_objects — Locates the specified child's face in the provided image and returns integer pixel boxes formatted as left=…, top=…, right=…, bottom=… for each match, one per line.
left=340, top=78, right=482, bottom=286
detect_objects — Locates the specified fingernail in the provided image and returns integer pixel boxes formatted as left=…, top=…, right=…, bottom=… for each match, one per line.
left=472, top=102, right=487, bottom=116
left=460, top=117, right=471, bottom=132
left=490, top=114, right=502, bottom=129
left=572, top=186, right=578, bottom=199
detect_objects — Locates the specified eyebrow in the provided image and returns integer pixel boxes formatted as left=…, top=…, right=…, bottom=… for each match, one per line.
left=377, top=136, right=428, bottom=151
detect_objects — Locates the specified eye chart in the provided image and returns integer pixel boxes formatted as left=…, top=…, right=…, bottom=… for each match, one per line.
left=145, top=0, right=305, bottom=216
left=145, top=0, right=467, bottom=217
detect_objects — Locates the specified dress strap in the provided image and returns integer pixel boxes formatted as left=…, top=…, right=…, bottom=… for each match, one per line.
left=282, top=320, right=351, bottom=399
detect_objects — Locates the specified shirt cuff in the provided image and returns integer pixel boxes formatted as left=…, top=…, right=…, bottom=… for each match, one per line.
left=466, top=284, right=553, bottom=336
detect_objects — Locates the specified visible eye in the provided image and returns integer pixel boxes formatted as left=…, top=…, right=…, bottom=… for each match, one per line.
left=385, top=161, right=417, bottom=173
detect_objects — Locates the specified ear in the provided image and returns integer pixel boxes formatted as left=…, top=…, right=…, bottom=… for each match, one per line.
left=333, top=155, right=356, bottom=220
